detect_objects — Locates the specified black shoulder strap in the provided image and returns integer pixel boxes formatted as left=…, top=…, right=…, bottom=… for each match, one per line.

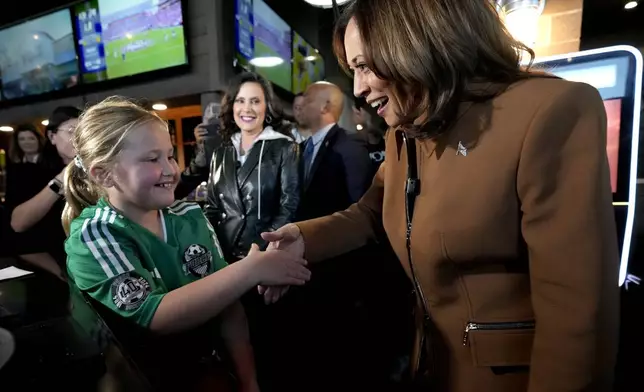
left=403, top=133, right=420, bottom=221
left=401, top=131, right=436, bottom=379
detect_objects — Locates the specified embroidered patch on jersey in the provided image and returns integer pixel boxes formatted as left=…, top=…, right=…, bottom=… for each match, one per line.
left=182, top=244, right=212, bottom=278
left=111, top=272, right=151, bottom=311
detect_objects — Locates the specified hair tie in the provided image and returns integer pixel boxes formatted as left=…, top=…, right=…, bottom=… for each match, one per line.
left=74, top=155, right=86, bottom=173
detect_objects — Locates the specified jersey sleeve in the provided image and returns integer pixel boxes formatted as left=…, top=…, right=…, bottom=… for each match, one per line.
left=200, top=210, right=229, bottom=271
left=66, top=218, right=166, bottom=328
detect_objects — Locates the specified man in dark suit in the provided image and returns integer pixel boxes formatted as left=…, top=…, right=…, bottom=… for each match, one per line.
left=274, top=82, right=376, bottom=392
left=297, top=82, right=372, bottom=220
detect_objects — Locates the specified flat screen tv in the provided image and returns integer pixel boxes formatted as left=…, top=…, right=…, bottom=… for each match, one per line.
left=0, top=9, right=79, bottom=100
left=533, top=46, right=642, bottom=286
left=73, top=0, right=187, bottom=83
left=292, top=31, right=324, bottom=95
left=235, top=0, right=292, bottom=92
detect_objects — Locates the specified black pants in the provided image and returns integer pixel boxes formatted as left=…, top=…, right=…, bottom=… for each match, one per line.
left=241, top=289, right=291, bottom=392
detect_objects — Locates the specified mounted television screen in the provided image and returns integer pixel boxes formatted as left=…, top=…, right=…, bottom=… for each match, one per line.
left=534, top=46, right=642, bottom=287
left=0, top=9, right=79, bottom=100
left=292, top=31, right=324, bottom=95
left=74, top=0, right=187, bottom=83
left=536, top=49, right=640, bottom=200
left=235, top=0, right=292, bottom=92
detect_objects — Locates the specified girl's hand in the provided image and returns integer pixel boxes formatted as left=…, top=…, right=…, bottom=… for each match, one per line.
left=245, top=244, right=310, bottom=286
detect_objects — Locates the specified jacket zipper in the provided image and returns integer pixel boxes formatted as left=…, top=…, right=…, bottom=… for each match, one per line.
left=401, top=131, right=431, bottom=375
left=406, top=220, right=431, bottom=372
left=462, top=321, right=535, bottom=346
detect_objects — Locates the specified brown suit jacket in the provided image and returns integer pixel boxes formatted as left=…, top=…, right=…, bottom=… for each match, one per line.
left=296, top=77, right=619, bottom=392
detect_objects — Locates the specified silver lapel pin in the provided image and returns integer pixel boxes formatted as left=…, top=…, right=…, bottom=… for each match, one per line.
left=456, top=141, right=468, bottom=157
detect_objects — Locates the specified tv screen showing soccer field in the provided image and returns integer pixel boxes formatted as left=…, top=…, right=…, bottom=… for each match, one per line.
left=74, top=0, right=187, bottom=83
left=0, top=9, right=79, bottom=100
left=234, top=0, right=292, bottom=92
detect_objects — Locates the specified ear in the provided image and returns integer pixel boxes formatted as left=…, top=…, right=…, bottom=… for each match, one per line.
left=90, top=165, right=114, bottom=188
left=47, top=130, right=56, bottom=145
left=320, top=99, right=331, bottom=115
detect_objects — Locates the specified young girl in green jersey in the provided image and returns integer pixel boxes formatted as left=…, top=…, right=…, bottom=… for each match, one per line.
left=62, top=96, right=310, bottom=391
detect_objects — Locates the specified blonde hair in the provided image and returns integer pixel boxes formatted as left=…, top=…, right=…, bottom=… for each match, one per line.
left=62, top=96, right=168, bottom=234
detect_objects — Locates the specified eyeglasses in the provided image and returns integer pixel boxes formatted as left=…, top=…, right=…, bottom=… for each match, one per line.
left=56, top=127, right=75, bottom=140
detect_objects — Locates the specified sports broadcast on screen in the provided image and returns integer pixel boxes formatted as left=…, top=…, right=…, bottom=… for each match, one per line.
left=75, top=0, right=187, bottom=83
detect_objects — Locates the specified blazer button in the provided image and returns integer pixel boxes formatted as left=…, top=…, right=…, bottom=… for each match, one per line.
left=219, top=193, right=224, bottom=198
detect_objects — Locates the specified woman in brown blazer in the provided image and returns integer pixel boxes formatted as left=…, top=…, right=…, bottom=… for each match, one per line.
left=261, top=0, right=620, bottom=391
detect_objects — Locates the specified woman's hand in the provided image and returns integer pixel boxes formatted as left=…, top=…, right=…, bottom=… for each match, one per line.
left=261, top=223, right=305, bottom=257
left=244, top=243, right=310, bottom=286
left=257, top=224, right=305, bottom=303
left=54, top=167, right=66, bottom=184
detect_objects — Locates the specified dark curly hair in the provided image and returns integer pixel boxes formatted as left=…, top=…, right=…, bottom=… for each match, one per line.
left=218, top=72, right=288, bottom=141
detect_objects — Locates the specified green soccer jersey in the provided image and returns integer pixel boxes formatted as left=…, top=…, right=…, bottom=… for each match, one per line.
left=65, top=198, right=228, bottom=328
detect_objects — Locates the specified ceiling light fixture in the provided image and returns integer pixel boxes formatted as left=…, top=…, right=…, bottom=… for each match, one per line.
left=41, top=119, right=49, bottom=126
left=496, top=0, right=546, bottom=48
left=303, top=0, right=350, bottom=9
left=0, top=126, right=14, bottom=132
left=152, top=103, right=168, bottom=111
left=625, top=1, right=638, bottom=10
left=249, top=56, right=284, bottom=67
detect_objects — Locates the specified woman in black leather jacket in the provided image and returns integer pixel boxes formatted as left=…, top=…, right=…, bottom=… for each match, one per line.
left=204, top=72, right=301, bottom=390
left=205, top=72, right=301, bottom=261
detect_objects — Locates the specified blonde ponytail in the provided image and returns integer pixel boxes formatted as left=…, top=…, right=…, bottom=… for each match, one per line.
left=62, top=161, right=103, bottom=235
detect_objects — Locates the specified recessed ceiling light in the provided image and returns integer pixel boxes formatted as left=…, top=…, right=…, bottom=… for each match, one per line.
left=249, top=56, right=284, bottom=67
left=152, top=103, right=168, bottom=111
left=625, top=1, right=638, bottom=10
left=303, top=0, right=350, bottom=8
left=0, top=126, right=14, bottom=132
left=41, top=119, right=49, bottom=126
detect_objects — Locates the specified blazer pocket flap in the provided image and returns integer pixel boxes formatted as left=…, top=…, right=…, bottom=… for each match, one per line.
left=469, top=329, right=534, bottom=367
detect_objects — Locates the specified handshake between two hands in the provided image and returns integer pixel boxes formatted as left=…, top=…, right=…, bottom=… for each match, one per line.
left=249, top=223, right=309, bottom=304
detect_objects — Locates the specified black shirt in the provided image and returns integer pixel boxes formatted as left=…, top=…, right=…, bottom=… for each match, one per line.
left=4, top=161, right=66, bottom=264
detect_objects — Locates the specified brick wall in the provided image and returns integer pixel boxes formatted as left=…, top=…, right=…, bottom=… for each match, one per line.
left=534, top=0, right=583, bottom=58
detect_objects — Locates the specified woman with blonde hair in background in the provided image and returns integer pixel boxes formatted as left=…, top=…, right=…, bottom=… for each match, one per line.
left=63, top=96, right=310, bottom=391
left=261, top=0, right=619, bottom=391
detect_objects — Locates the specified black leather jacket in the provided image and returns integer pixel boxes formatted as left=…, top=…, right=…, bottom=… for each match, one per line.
left=204, top=131, right=301, bottom=260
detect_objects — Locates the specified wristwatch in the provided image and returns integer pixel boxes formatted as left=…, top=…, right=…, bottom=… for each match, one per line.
left=48, top=179, right=64, bottom=197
